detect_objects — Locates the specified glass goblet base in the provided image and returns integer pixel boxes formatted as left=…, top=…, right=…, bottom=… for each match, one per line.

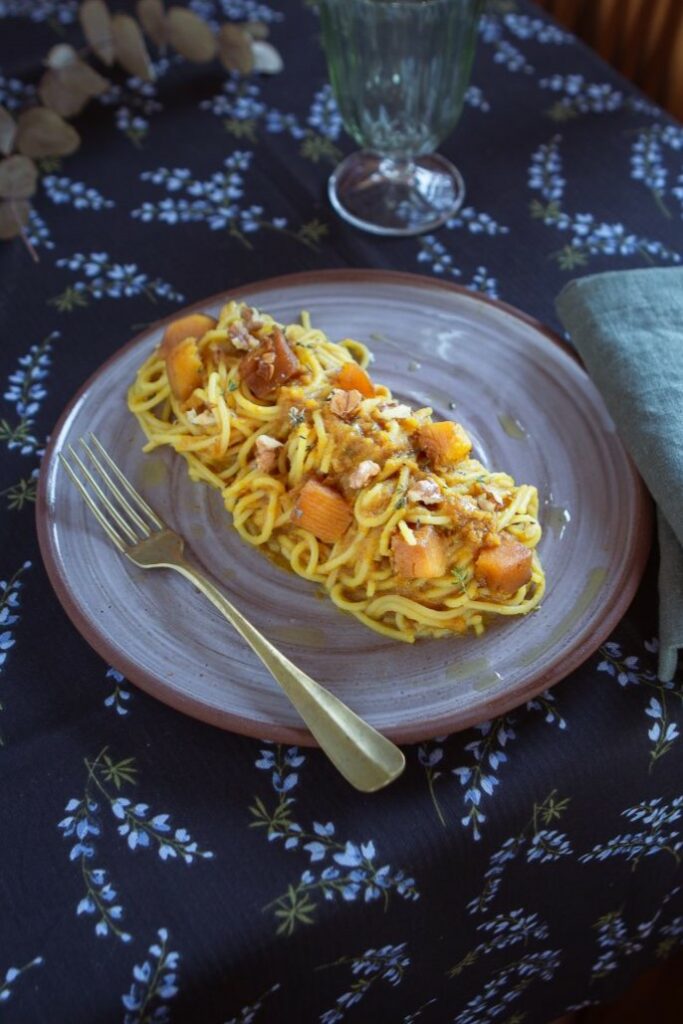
left=328, top=150, right=465, bottom=237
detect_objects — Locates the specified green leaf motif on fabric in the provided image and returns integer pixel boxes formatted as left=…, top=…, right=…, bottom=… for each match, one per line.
left=0, top=474, right=38, bottom=510
left=251, top=744, right=419, bottom=936
left=223, top=118, right=258, bottom=141
left=299, top=132, right=341, bottom=165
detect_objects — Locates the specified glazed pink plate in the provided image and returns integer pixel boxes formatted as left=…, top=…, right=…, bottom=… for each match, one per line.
left=37, top=270, right=651, bottom=745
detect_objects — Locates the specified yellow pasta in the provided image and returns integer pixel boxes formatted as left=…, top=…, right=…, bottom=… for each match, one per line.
left=128, top=301, right=545, bottom=642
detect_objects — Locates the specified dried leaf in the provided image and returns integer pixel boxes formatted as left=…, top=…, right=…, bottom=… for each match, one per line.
left=217, top=24, right=253, bottom=75
left=111, top=13, right=155, bottom=81
left=239, top=21, right=269, bottom=40
left=251, top=40, right=283, bottom=75
left=80, top=0, right=115, bottom=66
left=39, top=59, right=109, bottom=118
left=0, top=105, right=16, bottom=156
left=62, top=59, right=110, bottom=96
left=0, top=155, right=38, bottom=199
left=39, top=70, right=87, bottom=118
left=16, top=108, right=80, bottom=158
left=0, top=198, right=30, bottom=240
left=137, top=0, right=167, bottom=48
left=167, top=6, right=217, bottom=62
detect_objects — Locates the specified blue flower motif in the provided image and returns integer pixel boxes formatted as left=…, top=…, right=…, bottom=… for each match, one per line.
left=320, top=942, right=410, bottom=1021
left=42, top=175, right=115, bottom=210
left=539, top=74, right=625, bottom=116
left=529, top=135, right=681, bottom=267
left=0, top=63, right=37, bottom=109
left=122, top=928, right=180, bottom=1024
left=60, top=750, right=214, bottom=943
left=2, top=337, right=55, bottom=454
left=0, top=956, right=44, bottom=1005
left=133, top=152, right=305, bottom=245
left=630, top=123, right=683, bottom=216
left=0, top=0, right=76, bottom=23
left=580, top=796, right=683, bottom=866
left=189, top=0, right=283, bottom=25
left=54, top=253, right=184, bottom=305
left=104, top=666, right=132, bottom=715
left=0, top=564, right=31, bottom=692
left=465, top=85, right=490, bottom=112
left=307, top=84, right=342, bottom=140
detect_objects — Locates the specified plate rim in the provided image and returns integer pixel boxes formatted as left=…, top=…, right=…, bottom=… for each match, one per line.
left=36, top=268, right=653, bottom=745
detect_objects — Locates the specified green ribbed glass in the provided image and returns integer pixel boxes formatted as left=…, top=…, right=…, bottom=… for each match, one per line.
left=319, top=0, right=483, bottom=236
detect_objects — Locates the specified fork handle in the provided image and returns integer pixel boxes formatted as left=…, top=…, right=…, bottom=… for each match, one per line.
left=171, top=562, right=405, bottom=792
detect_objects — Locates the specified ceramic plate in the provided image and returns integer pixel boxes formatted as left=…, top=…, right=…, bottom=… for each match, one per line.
left=37, top=270, right=651, bottom=745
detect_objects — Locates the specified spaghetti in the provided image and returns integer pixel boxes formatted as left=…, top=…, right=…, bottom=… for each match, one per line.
left=128, top=301, right=545, bottom=642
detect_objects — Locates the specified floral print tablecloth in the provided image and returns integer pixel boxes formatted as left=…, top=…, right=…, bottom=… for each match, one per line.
left=1, top=2, right=682, bottom=1022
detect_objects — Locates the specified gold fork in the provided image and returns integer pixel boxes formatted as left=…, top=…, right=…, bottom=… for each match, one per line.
left=60, top=434, right=405, bottom=793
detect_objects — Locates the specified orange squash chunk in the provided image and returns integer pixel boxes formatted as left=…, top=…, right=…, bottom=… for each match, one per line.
left=293, top=479, right=352, bottom=543
left=335, top=362, right=375, bottom=398
left=418, top=421, right=472, bottom=467
left=475, top=534, right=532, bottom=594
left=166, top=338, right=203, bottom=401
left=392, top=525, right=447, bottom=579
left=161, top=313, right=217, bottom=355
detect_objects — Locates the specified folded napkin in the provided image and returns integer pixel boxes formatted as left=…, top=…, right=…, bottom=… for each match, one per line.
left=556, top=267, right=683, bottom=682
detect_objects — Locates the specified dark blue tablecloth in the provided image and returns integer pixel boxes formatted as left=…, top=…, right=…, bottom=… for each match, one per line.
left=1, top=2, right=682, bottom=1022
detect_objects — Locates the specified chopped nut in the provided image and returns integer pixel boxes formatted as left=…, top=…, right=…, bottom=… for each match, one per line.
left=254, top=434, right=283, bottom=472
left=378, top=403, right=412, bottom=421
left=228, top=320, right=260, bottom=351
left=477, top=495, right=496, bottom=512
left=481, top=483, right=506, bottom=507
left=187, top=408, right=216, bottom=427
left=348, top=460, right=380, bottom=489
left=407, top=479, right=441, bottom=506
left=329, top=387, right=362, bottom=419
left=458, top=496, right=479, bottom=513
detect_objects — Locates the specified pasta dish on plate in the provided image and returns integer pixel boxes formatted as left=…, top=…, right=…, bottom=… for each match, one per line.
left=128, top=301, right=545, bottom=641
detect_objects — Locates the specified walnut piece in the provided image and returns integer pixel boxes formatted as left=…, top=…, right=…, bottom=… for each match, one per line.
left=480, top=483, right=506, bottom=508
left=407, top=479, right=441, bottom=506
left=348, top=460, right=380, bottom=489
left=329, top=387, right=362, bottom=419
left=228, top=320, right=260, bottom=351
left=254, top=434, right=283, bottom=472
left=187, top=408, right=216, bottom=427
left=378, top=403, right=412, bottom=421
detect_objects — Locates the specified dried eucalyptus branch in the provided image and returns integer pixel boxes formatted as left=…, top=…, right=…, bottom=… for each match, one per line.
left=0, top=0, right=284, bottom=250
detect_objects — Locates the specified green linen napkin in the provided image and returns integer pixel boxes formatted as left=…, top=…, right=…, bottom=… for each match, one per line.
left=556, top=267, right=683, bottom=682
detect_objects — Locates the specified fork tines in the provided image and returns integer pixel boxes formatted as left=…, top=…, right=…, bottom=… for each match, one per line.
left=60, top=435, right=162, bottom=550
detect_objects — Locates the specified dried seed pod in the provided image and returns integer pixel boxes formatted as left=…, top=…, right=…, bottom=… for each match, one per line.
left=45, top=43, right=80, bottom=69
left=251, top=40, right=283, bottom=75
left=167, top=6, right=217, bottom=62
left=111, top=13, right=155, bottom=81
left=217, top=24, right=253, bottom=75
left=0, top=198, right=30, bottom=240
left=80, top=0, right=116, bottom=66
left=0, top=105, right=16, bottom=156
left=16, top=107, right=80, bottom=158
left=0, top=155, right=38, bottom=199
left=137, top=0, right=168, bottom=48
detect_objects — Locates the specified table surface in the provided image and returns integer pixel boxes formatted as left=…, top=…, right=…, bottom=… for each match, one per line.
left=1, top=3, right=682, bottom=1023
